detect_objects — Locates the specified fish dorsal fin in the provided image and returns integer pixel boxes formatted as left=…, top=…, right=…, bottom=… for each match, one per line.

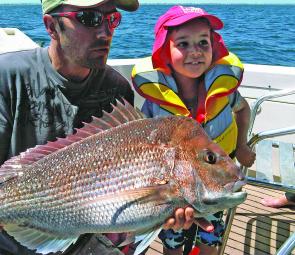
left=91, top=99, right=144, bottom=131
left=0, top=99, right=143, bottom=182
left=4, top=224, right=78, bottom=254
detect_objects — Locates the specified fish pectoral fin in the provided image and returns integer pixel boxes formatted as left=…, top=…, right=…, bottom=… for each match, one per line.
left=117, top=232, right=135, bottom=247
left=4, top=224, right=79, bottom=254
left=118, top=227, right=162, bottom=254
left=133, top=227, right=162, bottom=255
left=80, top=184, right=173, bottom=209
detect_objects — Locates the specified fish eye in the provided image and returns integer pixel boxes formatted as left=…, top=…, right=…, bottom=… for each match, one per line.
left=203, top=150, right=217, bottom=164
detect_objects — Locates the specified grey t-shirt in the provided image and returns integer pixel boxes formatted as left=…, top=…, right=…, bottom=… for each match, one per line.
left=0, top=47, right=134, bottom=164
left=0, top=47, right=134, bottom=254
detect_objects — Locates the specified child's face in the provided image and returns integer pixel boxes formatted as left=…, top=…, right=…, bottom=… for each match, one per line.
left=168, top=19, right=213, bottom=79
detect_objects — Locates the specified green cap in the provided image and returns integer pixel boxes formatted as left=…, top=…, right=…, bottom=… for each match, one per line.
left=42, top=0, right=139, bottom=14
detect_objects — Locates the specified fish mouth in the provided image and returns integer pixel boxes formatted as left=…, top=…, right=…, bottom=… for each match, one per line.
left=194, top=191, right=247, bottom=218
left=191, top=179, right=247, bottom=216
left=202, top=191, right=247, bottom=206
left=198, top=179, right=247, bottom=214
left=202, top=180, right=247, bottom=207
left=224, top=180, right=247, bottom=192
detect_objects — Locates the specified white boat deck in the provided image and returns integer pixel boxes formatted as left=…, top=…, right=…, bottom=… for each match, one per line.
left=146, top=185, right=295, bottom=255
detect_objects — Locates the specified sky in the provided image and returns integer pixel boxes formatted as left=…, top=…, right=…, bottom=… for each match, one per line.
left=0, top=0, right=294, bottom=4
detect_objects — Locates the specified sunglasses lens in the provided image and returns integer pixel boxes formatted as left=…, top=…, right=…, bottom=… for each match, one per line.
left=77, top=11, right=103, bottom=27
left=75, top=11, right=121, bottom=28
left=109, top=12, right=121, bottom=29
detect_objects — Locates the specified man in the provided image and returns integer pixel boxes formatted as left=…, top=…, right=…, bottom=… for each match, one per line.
left=0, top=0, right=208, bottom=254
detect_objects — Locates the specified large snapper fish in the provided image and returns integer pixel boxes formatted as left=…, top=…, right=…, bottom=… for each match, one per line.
left=0, top=100, right=246, bottom=254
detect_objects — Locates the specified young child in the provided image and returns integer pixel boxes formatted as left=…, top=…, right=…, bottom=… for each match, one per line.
left=132, top=5, right=256, bottom=255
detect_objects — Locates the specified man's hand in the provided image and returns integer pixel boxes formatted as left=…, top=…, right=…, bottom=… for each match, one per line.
left=163, top=207, right=214, bottom=232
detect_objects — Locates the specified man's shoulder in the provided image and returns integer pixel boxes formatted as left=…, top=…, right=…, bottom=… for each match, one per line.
left=94, top=65, right=134, bottom=105
left=0, top=48, right=40, bottom=61
left=104, top=65, right=129, bottom=83
left=0, top=47, right=44, bottom=73
left=94, top=64, right=131, bottom=90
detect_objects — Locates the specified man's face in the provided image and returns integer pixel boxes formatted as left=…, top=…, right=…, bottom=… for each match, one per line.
left=54, top=1, right=117, bottom=70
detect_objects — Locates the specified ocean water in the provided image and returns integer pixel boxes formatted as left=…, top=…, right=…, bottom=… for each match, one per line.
left=0, top=4, right=294, bottom=67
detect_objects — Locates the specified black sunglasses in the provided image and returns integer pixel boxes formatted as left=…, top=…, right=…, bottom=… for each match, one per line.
left=50, top=10, right=121, bottom=29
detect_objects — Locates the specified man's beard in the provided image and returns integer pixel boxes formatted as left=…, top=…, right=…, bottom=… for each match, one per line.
left=78, top=39, right=110, bottom=69
left=83, top=54, right=108, bottom=70
left=61, top=32, right=111, bottom=70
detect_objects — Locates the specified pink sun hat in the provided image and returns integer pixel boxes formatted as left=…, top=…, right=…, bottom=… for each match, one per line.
left=152, top=5, right=229, bottom=72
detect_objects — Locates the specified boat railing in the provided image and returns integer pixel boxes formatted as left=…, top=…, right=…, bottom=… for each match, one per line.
left=220, top=88, right=295, bottom=255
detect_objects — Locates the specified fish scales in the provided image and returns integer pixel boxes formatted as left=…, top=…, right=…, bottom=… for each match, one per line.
left=0, top=100, right=247, bottom=254
left=0, top=117, right=183, bottom=235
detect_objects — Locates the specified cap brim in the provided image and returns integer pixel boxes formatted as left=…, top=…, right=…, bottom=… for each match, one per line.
left=165, top=13, right=223, bottom=30
left=57, top=0, right=139, bottom=12
left=115, top=0, right=139, bottom=11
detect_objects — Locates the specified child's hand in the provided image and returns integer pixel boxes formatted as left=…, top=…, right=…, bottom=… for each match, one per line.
left=236, top=144, right=256, bottom=168
left=163, top=207, right=214, bottom=232
left=163, top=207, right=194, bottom=231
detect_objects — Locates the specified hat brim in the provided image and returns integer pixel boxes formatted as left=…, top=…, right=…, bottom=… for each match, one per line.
left=164, top=13, right=223, bottom=30
left=44, top=0, right=138, bottom=13
left=115, top=0, right=139, bottom=11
